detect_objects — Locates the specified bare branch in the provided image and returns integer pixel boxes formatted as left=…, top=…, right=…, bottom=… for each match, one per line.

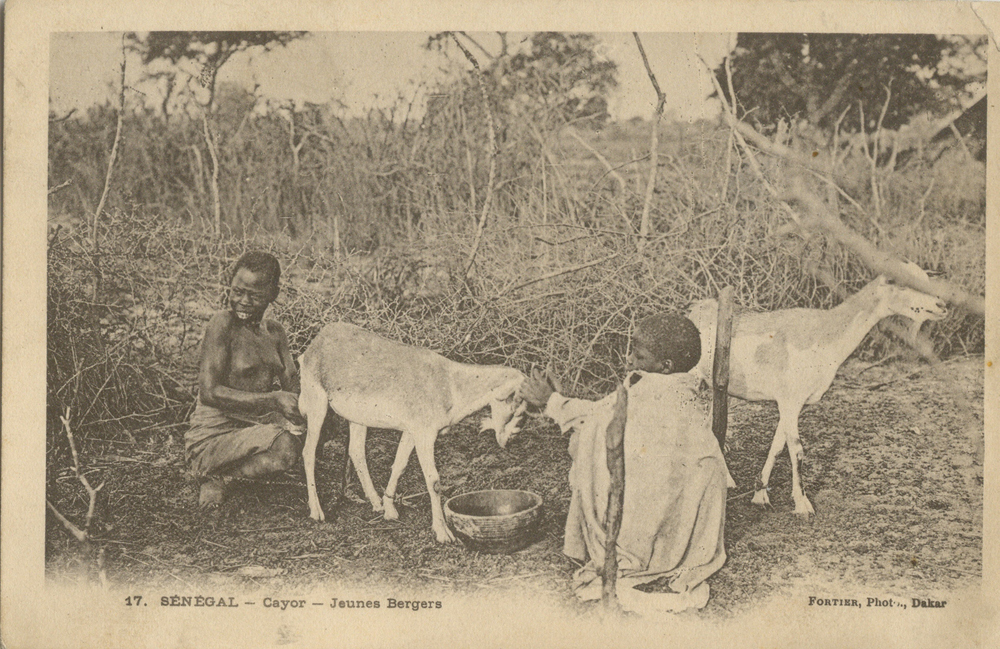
left=49, top=108, right=77, bottom=122
left=280, top=105, right=307, bottom=174
left=565, top=125, right=637, bottom=232
left=202, top=114, right=222, bottom=235
left=48, top=179, right=73, bottom=195
left=92, top=36, right=128, bottom=257
left=450, top=33, right=499, bottom=281
left=456, top=31, right=497, bottom=62
left=700, top=54, right=800, bottom=224
left=59, top=408, right=104, bottom=536
left=500, top=253, right=620, bottom=296
left=924, top=87, right=987, bottom=142
left=874, top=81, right=893, bottom=160
left=865, top=82, right=893, bottom=223
left=786, top=179, right=985, bottom=316
left=949, top=122, right=974, bottom=162
left=812, top=65, right=856, bottom=126
left=634, top=33, right=666, bottom=252
left=47, top=500, right=88, bottom=543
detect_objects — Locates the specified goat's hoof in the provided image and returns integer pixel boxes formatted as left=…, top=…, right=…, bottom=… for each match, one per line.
left=751, top=489, right=771, bottom=508
left=433, top=525, right=457, bottom=544
left=794, top=499, right=815, bottom=516
left=309, top=511, right=326, bottom=522
left=383, top=500, right=400, bottom=521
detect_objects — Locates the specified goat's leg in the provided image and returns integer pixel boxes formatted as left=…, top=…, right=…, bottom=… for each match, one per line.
left=347, top=422, right=384, bottom=513
left=299, top=378, right=329, bottom=521
left=780, top=402, right=814, bottom=515
left=412, top=428, right=456, bottom=543
left=752, top=421, right=788, bottom=508
left=381, top=431, right=416, bottom=521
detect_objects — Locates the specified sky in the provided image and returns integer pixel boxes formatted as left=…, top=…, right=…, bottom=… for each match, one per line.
left=49, top=32, right=734, bottom=123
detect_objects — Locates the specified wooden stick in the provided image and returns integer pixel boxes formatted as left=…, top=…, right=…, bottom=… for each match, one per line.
left=712, top=286, right=735, bottom=451
left=601, top=385, right=628, bottom=608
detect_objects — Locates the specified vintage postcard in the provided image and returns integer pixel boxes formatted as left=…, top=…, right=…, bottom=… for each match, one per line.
left=3, top=0, right=997, bottom=646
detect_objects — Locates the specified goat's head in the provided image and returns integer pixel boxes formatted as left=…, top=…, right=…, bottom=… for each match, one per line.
left=874, top=274, right=948, bottom=327
left=481, top=392, right=528, bottom=449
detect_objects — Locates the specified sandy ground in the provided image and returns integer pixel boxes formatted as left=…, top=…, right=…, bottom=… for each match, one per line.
left=45, top=355, right=983, bottom=618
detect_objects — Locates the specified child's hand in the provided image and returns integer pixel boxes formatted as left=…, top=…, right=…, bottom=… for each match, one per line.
left=275, top=390, right=304, bottom=425
left=519, top=368, right=556, bottom=408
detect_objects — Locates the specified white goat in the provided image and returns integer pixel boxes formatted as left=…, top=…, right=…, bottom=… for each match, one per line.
left=688, top=276, right=947, bottom=515
left=298, top=322, right=527, bottom=543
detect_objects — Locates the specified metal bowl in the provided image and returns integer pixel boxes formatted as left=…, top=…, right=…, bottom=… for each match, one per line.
left=444, top=489, right=543, bottom=554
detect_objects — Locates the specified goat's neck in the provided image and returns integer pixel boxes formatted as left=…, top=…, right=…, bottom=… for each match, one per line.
left=447, top=365, right=520, bottom=421
left=824, top=284, right=890, bottom=366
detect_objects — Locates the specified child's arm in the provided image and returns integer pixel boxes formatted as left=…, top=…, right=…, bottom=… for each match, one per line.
left=543, top=391, right=613, bottom=436
left=520, top=366, right=611, bottom=435
left=271, top=320, right=300, bottom=394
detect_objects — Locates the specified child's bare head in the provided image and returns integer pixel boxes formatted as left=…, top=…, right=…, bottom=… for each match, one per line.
left=231, top=251, right=281, bottom=301
left=627, top=313, right=701, bottom=374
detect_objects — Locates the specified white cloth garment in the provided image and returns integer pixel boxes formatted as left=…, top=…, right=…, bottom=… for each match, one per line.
left=544, top=371, right=730, bottom=613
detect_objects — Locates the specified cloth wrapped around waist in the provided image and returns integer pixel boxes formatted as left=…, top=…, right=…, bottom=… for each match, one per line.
left=185, top=400, right=303, bottom=476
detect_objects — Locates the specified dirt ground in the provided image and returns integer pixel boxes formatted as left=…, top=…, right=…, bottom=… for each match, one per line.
left=45, top=355, right=983, bottom=617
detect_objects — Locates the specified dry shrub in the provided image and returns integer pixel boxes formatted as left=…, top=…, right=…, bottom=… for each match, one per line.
left=47, top=207, right=276, bottom=447
left=48, top=93, right=985, bottom=443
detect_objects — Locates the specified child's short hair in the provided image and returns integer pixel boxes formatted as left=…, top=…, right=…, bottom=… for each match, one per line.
left=231, top=251, right=281, bottom=299
left=633, top=313, right=701, bottom=373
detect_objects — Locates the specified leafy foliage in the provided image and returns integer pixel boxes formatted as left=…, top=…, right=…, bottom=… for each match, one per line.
left=714, top=34, right=983, bottom=133
left=428, top=32, right=618, bottom=128
left=502, top=32, right=618, bottom=125
left=133, top=31, right=306, bottom=68
left=128, top=31, right=307, bottom=108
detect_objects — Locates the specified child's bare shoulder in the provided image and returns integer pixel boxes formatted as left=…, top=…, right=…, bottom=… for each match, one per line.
left=205, top=310, right=237, bottom=333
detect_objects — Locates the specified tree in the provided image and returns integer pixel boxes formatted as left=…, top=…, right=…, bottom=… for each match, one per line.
left=129, top=31, right=307, bottom=110
left=503, top=32, right=618, bottom=125
left=127, top=32, right=306, bottom=234
left=427, top=32, right=618, bottom=128
left=714, top=34, right=983, bottom=135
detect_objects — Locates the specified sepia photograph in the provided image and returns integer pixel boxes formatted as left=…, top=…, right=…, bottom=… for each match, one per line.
left=3, top=1, right=997, bottom=647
